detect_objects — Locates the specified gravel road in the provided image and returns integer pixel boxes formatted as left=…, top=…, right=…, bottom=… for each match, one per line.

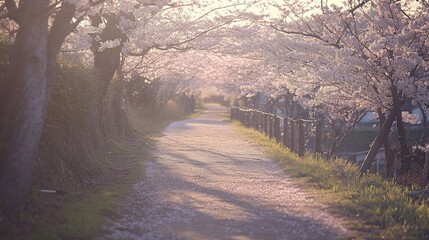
left=99, top=103, right=348, bottom=240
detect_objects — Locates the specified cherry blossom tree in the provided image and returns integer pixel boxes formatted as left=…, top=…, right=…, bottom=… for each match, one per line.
left=266, top=0, right=429, bottom=174
left=0, top=0, right=102, bottom=216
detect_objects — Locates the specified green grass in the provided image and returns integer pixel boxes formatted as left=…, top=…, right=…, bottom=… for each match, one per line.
left=235, top=123, right=429, bottom=239
left=2, top=105, right=202, bottom=240
left=4, top=142, right=145, bottom=240
left=28, top=188, right=122, bottom=239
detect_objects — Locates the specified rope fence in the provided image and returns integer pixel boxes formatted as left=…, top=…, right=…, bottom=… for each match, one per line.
left=231, top=106, right=323, bottom=157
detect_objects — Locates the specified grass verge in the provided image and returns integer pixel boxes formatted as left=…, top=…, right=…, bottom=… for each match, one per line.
left=1, top=106, right=202, bottom=240
left=235, top=123, right=429, bottom=239
left=1, top=139, right=145, bottom=240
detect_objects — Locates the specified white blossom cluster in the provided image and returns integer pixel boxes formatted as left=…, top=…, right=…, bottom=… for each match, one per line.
left=60, top=0, right=429, bottom=128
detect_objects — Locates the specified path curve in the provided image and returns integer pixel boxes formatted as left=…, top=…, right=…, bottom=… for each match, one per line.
left=100, top=104, right=348, bottom=240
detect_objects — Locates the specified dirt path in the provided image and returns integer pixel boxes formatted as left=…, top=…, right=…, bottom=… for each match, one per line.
left=100, top=104, right=348, bottom=240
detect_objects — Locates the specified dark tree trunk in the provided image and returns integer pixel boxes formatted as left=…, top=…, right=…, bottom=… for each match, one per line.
left=327, top=125, right=339, bottom=159
left=419, top=104, right=428, bottom=146
left=314, top=117, right=323, bottom=155
left=297, top=106, right=305, bottom=157
left=0, top=0, right=50, bottom=216
left=390, top=84, right=410, bottom=173
left=360, top=81, right=406, bottom=175
left=91, top=14, right=125, bottom=104
left=90, top=14, right=126, bottom=136
left=46, top=3, right=79, bottom=97
left=377, top=108, right=394, bottom=178
left=283, top=98, right=290, bottom=148
left=360, top=110, right=396, bottom=174
left=290, top=101, right=296, bottom=152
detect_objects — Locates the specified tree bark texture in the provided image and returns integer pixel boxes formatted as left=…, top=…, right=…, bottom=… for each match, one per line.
left=377, top=109, right=394, bottom=178
left=392, top=85, right=410, bottom=173
left=359, top=110, right=396, bottom=174
left=91, top=14, right=126, bottom=103
left=0, top=0, right=50, bottom=216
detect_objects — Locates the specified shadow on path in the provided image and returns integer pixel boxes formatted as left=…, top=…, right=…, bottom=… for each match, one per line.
left=99, top=103, right=347, bottom=240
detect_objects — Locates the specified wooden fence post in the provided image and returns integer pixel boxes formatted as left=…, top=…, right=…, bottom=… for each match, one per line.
left=238, top=108, right=242, bottom=123
left=251, top=111, right=255, bottom=129
left=264, top=113, right=270, bottom=136
left=290, top=119, right=296, bottom=152
left=298, top=119, right=305, bottom=157
left=247, top=111, right=251, bottom=127
left=290, top=102, right=296, bottom=153
left=274, top=115, right=280, bottom=142
left=283, top=118, right=289, bottom=149
left=252, top=110, right=257, bottom=129
left=231, top=107, right=237, bottom=120
left=232, top=104, right=321, bottom=158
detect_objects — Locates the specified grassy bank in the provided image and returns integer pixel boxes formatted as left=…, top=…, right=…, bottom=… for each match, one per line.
left=235, top=123, right=429, bottom=239
left=27, top=141, right=143, bottom=240
left=1, top=138, right=145, bottom=239
left=1, top=104, right=199, bottom=240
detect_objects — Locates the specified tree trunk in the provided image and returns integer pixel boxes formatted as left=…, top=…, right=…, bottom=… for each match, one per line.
left=0, top=0, right=50, bottom=216
left=390, top=84, right=410, bottom=173
left=327, top=126, right=339, bottom=159
left=46, top=3, right=79, bottom=97
left=91, top=14, right=124, bottom=104
left=419, top=104, right=428, bottom=145
left=113, top=66, right=134, bottom=138
left=359, top=110, right=396, bottom=174
left=377, top=108, right=394, bottom=178
left=90, top=14, right=126, bottom=138
left=314, top=117, right=323, bottom=155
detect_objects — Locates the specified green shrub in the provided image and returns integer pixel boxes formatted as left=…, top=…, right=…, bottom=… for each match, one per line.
left=36, top=62, right=102, bottom=190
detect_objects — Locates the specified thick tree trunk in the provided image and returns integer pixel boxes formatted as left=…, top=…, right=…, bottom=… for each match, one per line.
left=90, top=14, right=125, bottom=136
left=46, top=3, right=79, bottom=97
left=94, top=47, right=121, bottom=103
left=0, top=0, right=49, bottom=216
left=91, top=14, right=124, bottom=104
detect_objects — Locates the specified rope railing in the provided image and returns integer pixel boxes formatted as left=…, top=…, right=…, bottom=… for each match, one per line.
left=231, top=106, right=323, bottom=157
